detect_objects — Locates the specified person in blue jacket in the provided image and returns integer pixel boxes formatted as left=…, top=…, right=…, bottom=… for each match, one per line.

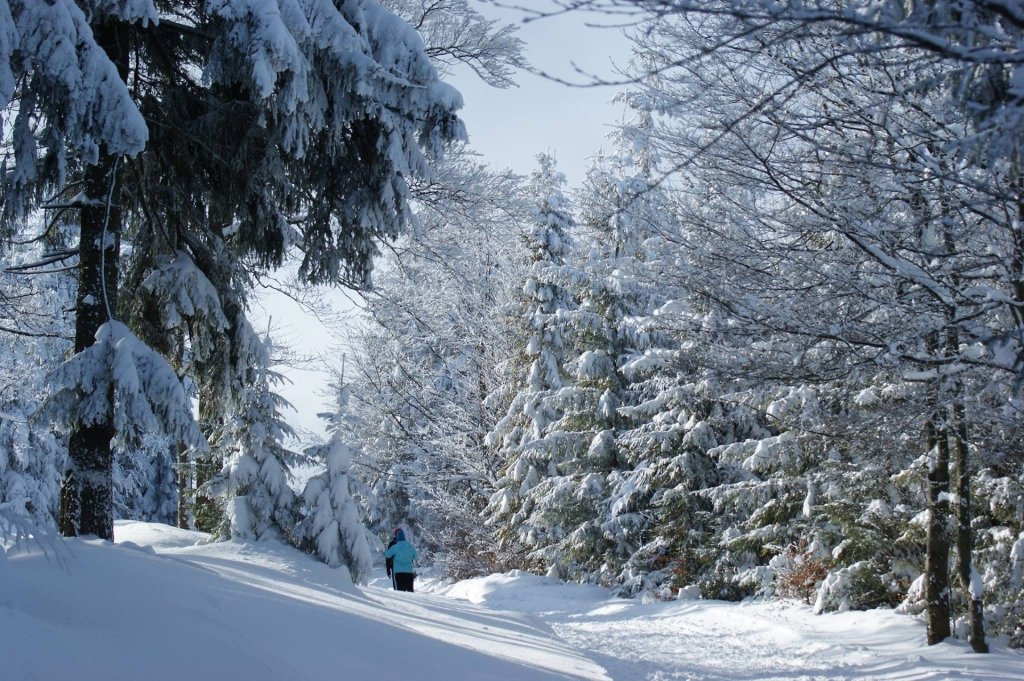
left=384, top=528, right=400, bottom=589
left=383, top=529, right=417, bottom=592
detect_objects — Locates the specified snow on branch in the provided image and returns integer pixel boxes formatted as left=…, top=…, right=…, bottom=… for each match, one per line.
left=12, top=0, right=148, bottom=161
left=37, top=321, right=206, bottom=452
left=141, top=251, right=229, bottom=332
left=0, top=0, right=15, bottom=108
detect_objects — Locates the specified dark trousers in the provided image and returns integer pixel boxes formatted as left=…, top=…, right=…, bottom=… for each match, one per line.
left=394, top=572, right=414, bottom=592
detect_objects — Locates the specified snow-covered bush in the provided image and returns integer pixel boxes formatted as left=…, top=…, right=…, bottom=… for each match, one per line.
left=113, top=432, right=177, bottom=525
left=0, top=232, right=75, bottom=529
left=0, top=408, right=62, bottom=529
left=299, top=439, right=373, bottom=581
left=775, top=541, right=831, bottom=604
left=972, top=468, right=1024, bottom=644
left=815, top=559, right=906, bottom=614
left=815, top=561, right=873, bottom=613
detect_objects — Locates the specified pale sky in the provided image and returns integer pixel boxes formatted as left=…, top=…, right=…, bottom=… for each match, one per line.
left=255, top=3, right=634, bottom=444
left=454, top=2, right=634, bottom=183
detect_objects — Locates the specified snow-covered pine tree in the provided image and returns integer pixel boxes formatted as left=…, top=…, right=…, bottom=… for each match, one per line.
left=0, top=219, right=76, bottom=529
left=2, top=0, right=466, bottom=541
left=112, top=432, right=177, bottom=525
left=140, top=248, right=317, bottom=545
left=134, top=247, right=232, bottom=531
left=513, top=139, right=668, bottom=583
left=37, top=319, right=208, bottom=537
left=197, top=0, right=468, bottom=289
left=298, top=381, right=373, bottom=582
left=565, top=124, right=709, bottom=590
left=609, top=7, right=1022, bottom=647
left=485, top=153, right=585, bottom=574
left=0, top=217, right=177, bottom=530
left=0, top=0, right=152, bottom=540
left=123, top=0, right=469, bottom=537
left=488, top=102, right=765, bottom=596
left=607, top=18, right=915, bottom=603
left=0, top=405, right=63, bottom=528
left=203, top=323, right=299, bottom=542
left=969, top=390, right=1024, bottom=645
left=1, top=0, right=149, bottom=222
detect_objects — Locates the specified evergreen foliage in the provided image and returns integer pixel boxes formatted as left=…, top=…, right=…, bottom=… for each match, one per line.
left=340, top=2, right=1024, bottom=651
left=0, top=227, right=72, bottom=528
left=298, top=383, right=374, bottom=582
left=1, top=0, right=466, bottom=584
left=484, top=154, right=584, bottom=573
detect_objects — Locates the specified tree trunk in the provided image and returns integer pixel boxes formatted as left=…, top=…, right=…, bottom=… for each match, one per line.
left=58, top=20, right=128, bottom=541
left=176, top=441, right=191, bottom=529
left=1012, top=171, right=1024, bottom=341
left=59, top=148, right=122, bottom=539
left=952, top=400, right=989, bottom=652
left=924, top=402, right=952, bottom=645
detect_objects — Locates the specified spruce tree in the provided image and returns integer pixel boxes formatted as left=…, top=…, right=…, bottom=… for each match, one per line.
left=485, top=154, right=580, bottom=573
left=2, top=0, right=466, bottom=540
left=299, top=381, right=373, bottom=582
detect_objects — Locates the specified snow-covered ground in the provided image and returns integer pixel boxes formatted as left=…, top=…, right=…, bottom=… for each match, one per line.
left=2, top=522, right=1021, bottom=681
left=435, top=574, right=1024, bottom=680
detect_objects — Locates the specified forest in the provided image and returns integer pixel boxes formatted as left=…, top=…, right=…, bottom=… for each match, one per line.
left=1, top=0, right=1022, bottom=656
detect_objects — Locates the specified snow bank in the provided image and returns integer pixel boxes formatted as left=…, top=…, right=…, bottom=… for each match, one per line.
left=1, top=521, right=605, bottom=681
left=432, top=569, right=609, bottom=612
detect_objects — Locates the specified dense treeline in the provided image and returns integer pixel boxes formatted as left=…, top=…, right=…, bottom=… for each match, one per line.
left=341, top=0, right=1024, bottom=651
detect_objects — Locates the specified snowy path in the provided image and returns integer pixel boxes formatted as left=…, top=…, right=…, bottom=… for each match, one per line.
left=431, top=572, right=1024, bottom=681
left=121, top=526, right=609, bottom=680
left=550, top=601, right=981, bottom=681
left=4, top=522, right=1021, bottom=681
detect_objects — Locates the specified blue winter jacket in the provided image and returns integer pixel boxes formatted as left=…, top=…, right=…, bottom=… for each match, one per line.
left=384, top=539, right=417, bottom=574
